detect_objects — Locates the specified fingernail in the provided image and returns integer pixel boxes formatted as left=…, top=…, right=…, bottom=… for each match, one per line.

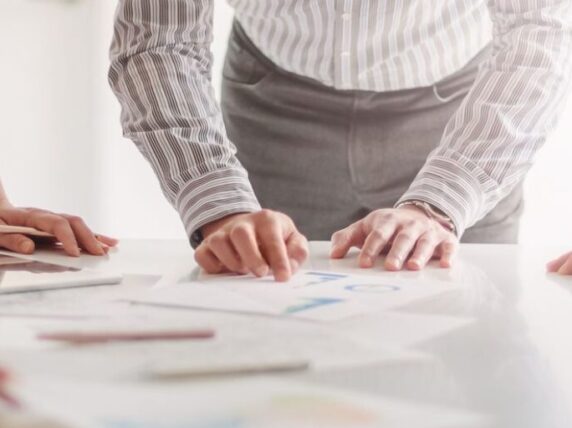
left=385, top=258, right=400, bottom=271
left=275, top=269, right=291, bottom=282
left=359, top=256, right=373, bottom=268
left=408, top=259, right=421, bottom=270
left=254, top=265, right=269, bottom=277
left=20, top=241, right=34, bottom=254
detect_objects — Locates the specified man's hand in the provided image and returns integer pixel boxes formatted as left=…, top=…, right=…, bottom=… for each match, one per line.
left=0, top=207, right=118, bottom=257
left=547, top=251, right=572, bottom=275
left=194, top=210, right=309, bottom=282
left=330, top=206, right=458, bottom=271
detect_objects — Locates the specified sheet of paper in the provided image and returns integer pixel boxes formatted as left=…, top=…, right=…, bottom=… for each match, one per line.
left=333, top=312, right=475, bottom=349
left=17, top=377, right=490, bottom=428
left=0, top=254, right=122, bottom=295
left=0, top=274, right=160, bottom=320
left=0, top=309, right=424, bottom=382
left=135, top=270, right=457, bottom=321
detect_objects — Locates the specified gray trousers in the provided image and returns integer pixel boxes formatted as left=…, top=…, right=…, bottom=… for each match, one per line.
left=221, top=22, right=524, bottom=243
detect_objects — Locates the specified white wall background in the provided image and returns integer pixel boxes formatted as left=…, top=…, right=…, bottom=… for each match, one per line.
left=0, top=0, right=571, bottom=246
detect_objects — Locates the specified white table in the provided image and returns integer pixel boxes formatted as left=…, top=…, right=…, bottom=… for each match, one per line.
left=1, top=240, right=572, bottom=427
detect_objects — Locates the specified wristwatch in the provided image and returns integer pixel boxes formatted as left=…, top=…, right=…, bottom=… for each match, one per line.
left=190, top=229, right=204, bottom=249
left=396, top=200, right=457, bottom=236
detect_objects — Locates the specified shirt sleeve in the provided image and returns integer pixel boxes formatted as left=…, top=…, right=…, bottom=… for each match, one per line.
left=398, top=0, right=572, bottom=237
left=108, top=0, right=260, bottom=241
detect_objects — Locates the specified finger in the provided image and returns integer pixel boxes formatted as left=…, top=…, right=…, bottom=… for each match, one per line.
left=0, top=367, right=10, bottom=383
left=63, top=215, right=105, bottom=256
left=229, top=224, right=269, bottom=277
left=21, top=212, right=80, bottom=257
left=385, top=227, right=422, bottom=271
left=194, top=245, right=224, bottom=274
left=557, top=255, right=572, bottom=275
left=95, top=234, right=119, bottom=247
left=286, top=232, right=309, bottom=274
left=330, top=224, right=366, bottom=259
left=206, top=233, right=246, bottom=274
left=406, top=231, right=438, bottom=270
left=358, top=222, right=397, bottom=268
left=0, top=234, right=35, bottom=254
left=259, top=223, right=291, bottom=282
left=438, top=239, right=458, bottom=268
left=547, top=252, right=572, bottom=273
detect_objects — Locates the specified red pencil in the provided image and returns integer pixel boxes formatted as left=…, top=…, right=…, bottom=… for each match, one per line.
left=37, top=329, right=215, bottom=344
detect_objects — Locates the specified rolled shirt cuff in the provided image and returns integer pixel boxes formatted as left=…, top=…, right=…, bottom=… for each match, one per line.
left=176, top=167, right=261, bottom=247
left=396, top=150, right=500, bottom=238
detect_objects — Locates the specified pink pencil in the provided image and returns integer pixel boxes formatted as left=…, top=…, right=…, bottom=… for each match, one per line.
left=37, top=329, right=215, bottom=344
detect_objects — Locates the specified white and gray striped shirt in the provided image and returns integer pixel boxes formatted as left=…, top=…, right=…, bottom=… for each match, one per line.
left=109, top=0, right=572, bottom=239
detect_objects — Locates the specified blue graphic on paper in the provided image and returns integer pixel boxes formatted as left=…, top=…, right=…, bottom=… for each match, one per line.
left=283, top=297, right=344, bottom=314
left=344, top=284, right=401, bottom=294
left=297, top=271, right=348, bottom=288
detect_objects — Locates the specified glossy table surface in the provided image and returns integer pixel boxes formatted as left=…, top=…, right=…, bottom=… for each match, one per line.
left=1, top=240, right=572, bottom=427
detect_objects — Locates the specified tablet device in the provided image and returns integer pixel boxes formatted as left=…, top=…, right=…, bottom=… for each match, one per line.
left=0, top=255, right=122, bottom=294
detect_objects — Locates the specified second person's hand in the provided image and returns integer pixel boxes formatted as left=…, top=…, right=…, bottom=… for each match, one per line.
left=0, top=206, right=118, bottom=257
left=547, top=251, right=572, bottom=275
left=194, top=210, right=309, bottom=282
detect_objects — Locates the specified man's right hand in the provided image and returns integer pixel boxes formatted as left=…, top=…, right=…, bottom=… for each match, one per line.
left=194, top=210, right=309, bottom=282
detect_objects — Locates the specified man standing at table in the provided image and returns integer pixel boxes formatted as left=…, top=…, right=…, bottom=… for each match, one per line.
left=109, top=1, right=572, bottom=281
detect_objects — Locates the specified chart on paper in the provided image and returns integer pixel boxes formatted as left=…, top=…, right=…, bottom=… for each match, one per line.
left=135, top=270, right=456, bottom=321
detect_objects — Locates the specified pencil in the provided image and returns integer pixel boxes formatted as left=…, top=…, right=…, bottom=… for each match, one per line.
left=37, top=329, right=215, bottom=344
left=149, top=360, right=311, bottom=380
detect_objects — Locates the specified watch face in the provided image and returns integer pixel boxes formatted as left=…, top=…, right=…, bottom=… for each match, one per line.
left=190, top=230, right=204, bottom=249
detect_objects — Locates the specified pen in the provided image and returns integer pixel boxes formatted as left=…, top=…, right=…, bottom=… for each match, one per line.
left=148, top=360, right=311, bottom=380
left=37, top=329, right=216, bottom=345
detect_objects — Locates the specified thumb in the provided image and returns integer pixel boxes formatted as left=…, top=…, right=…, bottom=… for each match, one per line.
left=0, top=234, right=35, bottom=254
left=330, top=226, right=362, bottom=259
left=286, top=232, right=309, bottom=269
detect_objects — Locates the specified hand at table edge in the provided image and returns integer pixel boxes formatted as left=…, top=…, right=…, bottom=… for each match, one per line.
left=0, top=207, right=118, bottom=257
left=330, top=206, right=458, bottom=271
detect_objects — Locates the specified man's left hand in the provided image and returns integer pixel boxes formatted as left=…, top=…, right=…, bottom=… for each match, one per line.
left=330, top=206, right=458, bottom=271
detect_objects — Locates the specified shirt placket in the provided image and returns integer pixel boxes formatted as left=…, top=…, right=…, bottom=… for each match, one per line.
left=333, top=0, right=353, bottom=89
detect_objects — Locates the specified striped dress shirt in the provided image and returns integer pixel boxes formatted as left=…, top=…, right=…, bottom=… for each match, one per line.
left=109, top=0, right=572, bottom=240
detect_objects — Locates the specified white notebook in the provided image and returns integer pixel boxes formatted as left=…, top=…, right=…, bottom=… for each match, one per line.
left=0, top=254, right=122, bottom=294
